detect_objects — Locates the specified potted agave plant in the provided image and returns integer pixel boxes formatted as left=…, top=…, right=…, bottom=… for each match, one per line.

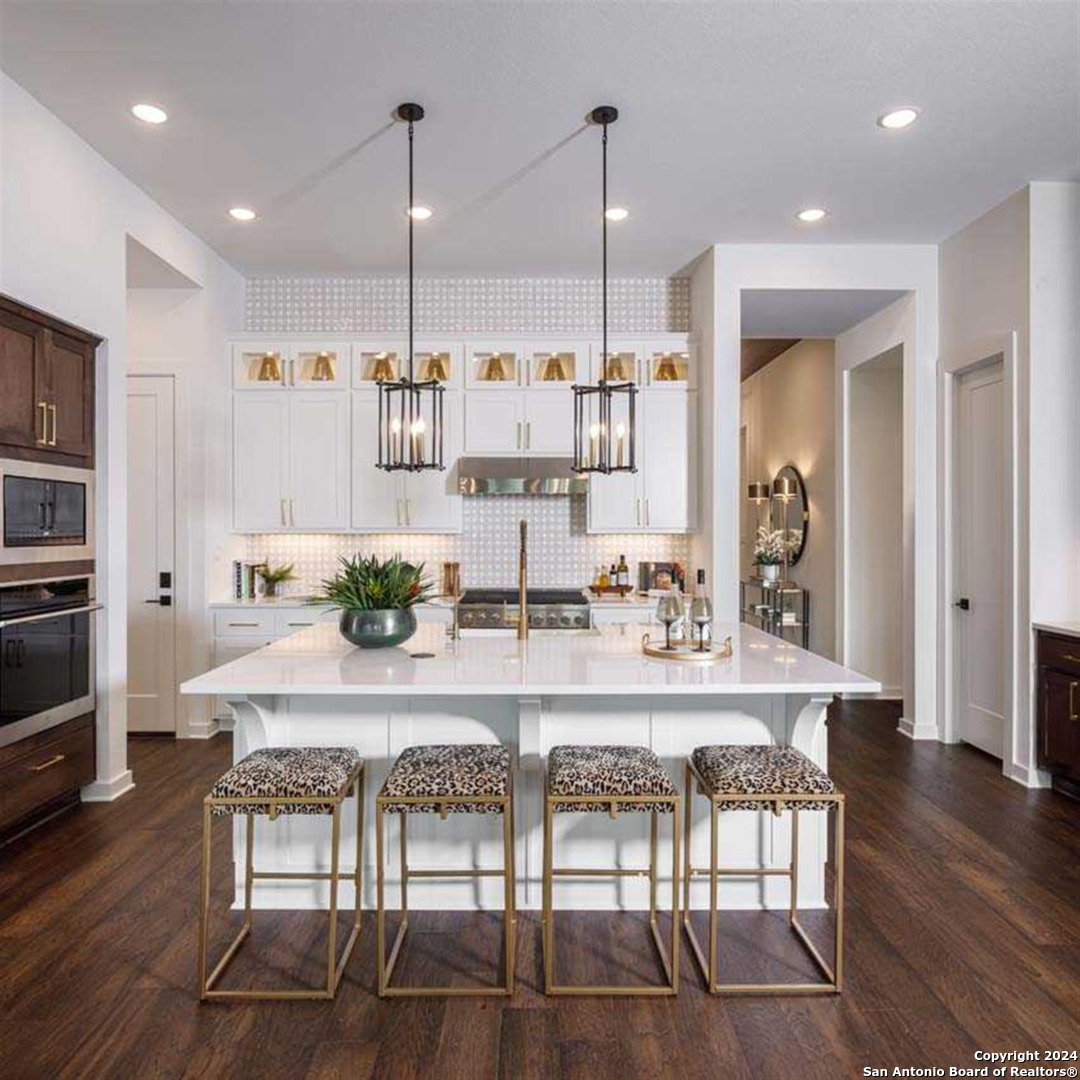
left=313, top=554, right=433, bottom=648
left=754, top=526, right=786, bottom=583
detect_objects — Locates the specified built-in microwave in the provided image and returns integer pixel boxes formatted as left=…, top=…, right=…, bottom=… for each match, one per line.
left=0, top=459, right=95, bottom=565
left=0, top=574, right=99, bottom=748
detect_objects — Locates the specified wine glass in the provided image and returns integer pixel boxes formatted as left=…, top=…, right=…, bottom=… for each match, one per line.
left=656, top=591, right=684, bottom=651
left=690, top=593, right=713, bottom=652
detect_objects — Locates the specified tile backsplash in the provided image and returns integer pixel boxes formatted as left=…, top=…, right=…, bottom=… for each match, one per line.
left=245, top=496, right=690, bottom=593
left=245, top=277, right=689, bottom=334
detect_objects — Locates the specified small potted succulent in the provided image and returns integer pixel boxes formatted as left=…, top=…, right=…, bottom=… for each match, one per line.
left=256, top=562, right=295, bottom=598
left=753, top=527, right=786, bottom=583
left=313, top=554, right=433, bottom=648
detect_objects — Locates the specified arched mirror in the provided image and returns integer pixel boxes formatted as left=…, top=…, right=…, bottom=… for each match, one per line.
left=773, top=464, right=809, bottom=566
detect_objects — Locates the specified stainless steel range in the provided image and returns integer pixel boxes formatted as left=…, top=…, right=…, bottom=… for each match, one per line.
left=456, top=589, right=589, bottom=631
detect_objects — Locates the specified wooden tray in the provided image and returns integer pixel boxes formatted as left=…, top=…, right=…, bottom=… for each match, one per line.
left=589, top=585, right=634, bottom=597
left=641, top=633, right=733, bottom=663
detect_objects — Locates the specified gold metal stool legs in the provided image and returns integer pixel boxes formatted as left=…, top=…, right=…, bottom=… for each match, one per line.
left=542, top=792, right=681, bottom=996
left=682, top=758, right=845, bottom=995
left=375, top=786, right=516, bottom=997
left=197, top=769, right=364, bottom=1002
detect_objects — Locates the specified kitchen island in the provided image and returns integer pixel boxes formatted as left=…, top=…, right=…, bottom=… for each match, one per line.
left=181, top=622, right=878, bottom=913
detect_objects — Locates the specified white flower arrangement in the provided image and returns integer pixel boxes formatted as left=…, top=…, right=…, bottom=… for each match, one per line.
left=753, top=526, right=787, bottom=566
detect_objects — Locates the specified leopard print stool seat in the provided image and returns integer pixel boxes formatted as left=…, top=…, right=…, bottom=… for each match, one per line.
left=547, top=744, right=678, bottom=813
left=208, top=746, right=363, bottom=817
left=690, top=744, right=836, bottom=812
left=379, top=743, right=510, bottom=814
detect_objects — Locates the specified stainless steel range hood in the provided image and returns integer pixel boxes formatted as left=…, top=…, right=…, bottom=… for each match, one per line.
left=458, top=457, right=588, bottom=496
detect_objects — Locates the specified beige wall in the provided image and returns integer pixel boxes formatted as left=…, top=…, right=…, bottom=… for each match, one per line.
left=740, top=339, right=836, bottom=658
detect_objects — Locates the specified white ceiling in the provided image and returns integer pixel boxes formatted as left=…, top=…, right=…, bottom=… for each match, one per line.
left=2, top=1, right=1077, bottom=277
left=741, top=289, right=908, bottom=337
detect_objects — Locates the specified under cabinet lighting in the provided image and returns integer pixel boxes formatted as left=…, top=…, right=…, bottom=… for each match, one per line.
left=877, top=107, right=920, bottom=130
left=229, top=207, right=257, bottom=222
left=796, top=207, right=826, bottom=223
left=132, top=103, right=167, bottom=124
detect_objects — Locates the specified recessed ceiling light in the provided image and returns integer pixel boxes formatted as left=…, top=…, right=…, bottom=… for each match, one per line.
left=131, top=103, right=167, bottom=125
left=228, top=207, right=257, bottom=222
left=796, top=207, right=827, bottom=223
left=877, top=107, right=920, bottom=130
left=406, top=205, right=433, bottom=220
left=605, top=207, right=630, bottom=222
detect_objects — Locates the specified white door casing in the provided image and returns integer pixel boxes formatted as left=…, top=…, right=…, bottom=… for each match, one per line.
left=955, top=360, right=1006, bottom=759
left=126, top=375, right=176, bottom=734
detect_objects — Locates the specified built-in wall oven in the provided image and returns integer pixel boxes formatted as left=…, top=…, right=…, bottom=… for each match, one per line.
left=0, top=459, right=95, bottom=565
left=0, top=575, right=98, bottom=748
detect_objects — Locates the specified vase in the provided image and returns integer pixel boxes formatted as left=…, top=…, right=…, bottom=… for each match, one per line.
left=263, top=581, right=277, bottom=598
left=339, top=608, right=417, bottom=649
left=760, top=564, right=780, bottom=583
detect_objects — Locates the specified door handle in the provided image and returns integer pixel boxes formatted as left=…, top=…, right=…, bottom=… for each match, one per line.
left=48, top=403, right=58, bottom=446
left=954, top=598, right=970, bottom=611
left=37, top=401, right=48, bottom=444
left=144, top=597, right=171, bottom=605
left=29, top=753, right=66, bottom=773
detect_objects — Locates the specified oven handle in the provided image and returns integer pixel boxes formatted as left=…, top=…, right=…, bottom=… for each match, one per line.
left=0, top=603, right=103, bottom=629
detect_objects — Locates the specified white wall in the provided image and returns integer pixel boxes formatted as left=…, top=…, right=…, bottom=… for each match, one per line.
left=0, top=71, right=244, bottom=795
left=938, top=181, right=1080, bottom=786
left=847, top=347, right=903, bottom=695
left=740, top=339, right=836, bottom=658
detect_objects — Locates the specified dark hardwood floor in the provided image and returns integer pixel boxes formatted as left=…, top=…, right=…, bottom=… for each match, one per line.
left=2, top=701, right=1078, bottom=1080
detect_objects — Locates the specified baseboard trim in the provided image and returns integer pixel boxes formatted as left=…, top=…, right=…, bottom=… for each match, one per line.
left=1003, top=761, right=1052, bottom=789
left=184, top=718, right=220, bottom=741
left=81, top=770, right=135, bottom=802
left=215, top=714, right=236, bottom=733
left=897, top=716, right=940, bottom=741
left=841, top=689, right=903, bottom=701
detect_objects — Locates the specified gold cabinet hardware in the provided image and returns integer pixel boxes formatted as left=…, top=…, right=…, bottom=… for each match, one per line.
left=516, top=421, right=522, bottom=450
left=37, top=401, right=48, bottom=444
left=1063, top=653, right=1080, bottom=664
left=279, top=499, right=287, bottom=526
left=289, top=498, right=296, bottom=527
left=49, top=403, right=58, bottom=445
left=29, top=753, right=66, bottom=772
left=1070, top=681, right=1078, bottom=722
left=227, top=622, right=261, bottom=628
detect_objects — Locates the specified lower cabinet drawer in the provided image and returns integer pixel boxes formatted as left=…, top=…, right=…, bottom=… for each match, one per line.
left=1037, top=633, right=1080, bottom=677
left=0, top=715, right=95, bottom=835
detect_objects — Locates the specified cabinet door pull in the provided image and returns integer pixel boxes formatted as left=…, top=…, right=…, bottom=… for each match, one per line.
left=48, top=403, right=58, bottom=446
left=1071, top=681, right=1078, bottom=722
left=289, top=359, right=295, bottom=386
left=1063, top=653, right=1080, bottom=664
left=645, top=497, right=650, bottom=527
left=228, top=621, right=260, bottom=627
left=405, top=498, right=412, bottom=526
left=634, top=498, right=640, bottom=527
left=29, top=753, right=66, bottom=773
left=289, top=498, right=296, bottom=527
left=37, top=401, right=48, bottom=444
left=516, top=421, right=522, bottom=450
left=526, top=421, right=531, bottom=449
left=280, top=499, right=287, bottom=526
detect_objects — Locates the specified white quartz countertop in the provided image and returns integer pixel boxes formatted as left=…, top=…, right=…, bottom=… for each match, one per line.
left=1034, top=621, right=1080, bottom=640
left=209, top=596, right=455, bottom=610
left=181, top=621, right=880, bottom=698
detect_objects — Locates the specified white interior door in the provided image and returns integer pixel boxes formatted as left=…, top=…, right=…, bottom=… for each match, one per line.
left=126, top=375, right=176, bottom=733
left=955, top=360, right=1006, bottom=758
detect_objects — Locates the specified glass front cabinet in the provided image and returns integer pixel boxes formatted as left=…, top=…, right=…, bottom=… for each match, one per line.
left=233, top=343, right=348, bottom=390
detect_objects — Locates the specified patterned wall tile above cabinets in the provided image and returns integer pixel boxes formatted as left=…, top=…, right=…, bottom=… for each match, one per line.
left=245, top=277, right=690, bottom=334
left=245, top=496, right=690, bottom=593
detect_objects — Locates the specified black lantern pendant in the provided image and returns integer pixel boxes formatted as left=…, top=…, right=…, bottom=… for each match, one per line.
left=572, top=105, right=637, bottom=475
left=378, top=103, right=445, bottom=472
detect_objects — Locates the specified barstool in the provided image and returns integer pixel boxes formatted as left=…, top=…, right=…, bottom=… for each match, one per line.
left=683, top=744, right=844, bottom=995
left=197, top=746, right=364, bottom=1001
left=375, top=743, right=514, bottom=997
left=543, top=744, right=680, bottom=995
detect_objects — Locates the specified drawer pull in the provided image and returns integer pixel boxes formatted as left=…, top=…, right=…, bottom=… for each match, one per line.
left=228, top=621, right=261, bottom=628
left=1071, top=681, right=1078, bottom=723
left=286, top=622, right=313, bottom=627
left=1062, top=653, right=1080, bottom=664
left=29, top=753, right=66, bottom=772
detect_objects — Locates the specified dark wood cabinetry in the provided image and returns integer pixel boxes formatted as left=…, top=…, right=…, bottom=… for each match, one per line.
left=0, top=295, right=98, bottom=468
left=0, top=713, right=95, bottom=843
left=1036, top=630, right=1080, bottom=799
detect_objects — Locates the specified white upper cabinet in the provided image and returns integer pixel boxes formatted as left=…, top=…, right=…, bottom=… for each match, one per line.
left=233, top=394, right=289, bottom=529
left=463, top=391, right=526, bottom=454
left=351, top=391, right=463, bottom=533
left=351, top=394, right=402, bottom=530
left=353, top=343, right=406, bottom=388
left=523, top=393, right=575, bottom=455
left=526, top=343, right=586, bottom=390
left=590, top=340, right=642, bottom=384
left=414, top=342, right=463, bottom=388
left=466, top=343, right=523, bottom=389
left=586, top=390, right=697, bottom=533
left=288, top=393, right=350, bottom=528
left=643, top=337, right=695, bottom=389
left=287, top=344, right=349, bottom=389
left=233, top=392, right=348, bottom=532
left=233, top=343, right=289, bottom=390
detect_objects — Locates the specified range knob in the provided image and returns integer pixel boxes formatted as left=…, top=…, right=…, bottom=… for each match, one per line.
left=560, top=613, right=573, bottom=627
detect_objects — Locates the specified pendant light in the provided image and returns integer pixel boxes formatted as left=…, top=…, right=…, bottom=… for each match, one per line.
left=572, top=105, right=637, bottom=475
left=378, top=103, right=445, bottom=472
